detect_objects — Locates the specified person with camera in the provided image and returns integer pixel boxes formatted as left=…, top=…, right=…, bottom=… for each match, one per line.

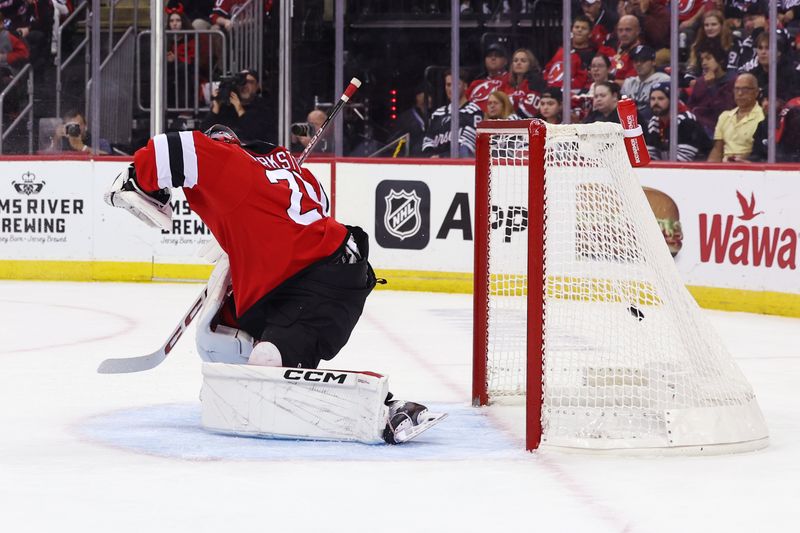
left=200, top=69, right=272, bottom=143
left=289, top=109, right=332, bottom=154
left=52, top=110, right=111, bottom=154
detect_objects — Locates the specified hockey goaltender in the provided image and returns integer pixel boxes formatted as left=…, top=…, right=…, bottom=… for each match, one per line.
left=103, top=125, right=445, bottom=444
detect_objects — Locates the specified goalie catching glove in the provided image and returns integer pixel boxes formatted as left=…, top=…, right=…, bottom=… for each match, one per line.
left=104, top=165, right=173, bottom=230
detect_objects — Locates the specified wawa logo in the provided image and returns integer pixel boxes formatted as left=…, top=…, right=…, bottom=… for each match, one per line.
left=699, top=191, right=796, bottom=269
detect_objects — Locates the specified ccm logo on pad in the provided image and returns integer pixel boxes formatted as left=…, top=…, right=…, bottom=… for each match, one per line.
left=283, top=369, right=349, bottom=384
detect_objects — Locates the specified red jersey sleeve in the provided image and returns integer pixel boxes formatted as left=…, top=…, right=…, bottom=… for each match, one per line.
left=210, top=0, right=236, bottom=23
left=7, top=32, right=29, bottom=67
left=133, top=131, right=244, bottom=214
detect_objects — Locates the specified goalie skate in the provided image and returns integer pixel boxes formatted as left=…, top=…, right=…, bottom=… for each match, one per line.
left=383, top=401, right=447, bottom=444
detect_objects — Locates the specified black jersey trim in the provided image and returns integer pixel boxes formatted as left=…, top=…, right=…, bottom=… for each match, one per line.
left=166, top=132, right=186, bottom=187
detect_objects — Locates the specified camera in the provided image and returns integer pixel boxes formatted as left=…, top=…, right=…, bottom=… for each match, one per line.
left=290, top=122, right=315, bottom=137
left=215, top=73, right=248, bottom=103
left=65, top=123, right=81, bottom=138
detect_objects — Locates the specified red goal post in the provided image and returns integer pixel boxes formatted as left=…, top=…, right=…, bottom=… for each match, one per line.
left=472, top=119, right=769, bottom=454
left=473, top=119, right=545, bottom=451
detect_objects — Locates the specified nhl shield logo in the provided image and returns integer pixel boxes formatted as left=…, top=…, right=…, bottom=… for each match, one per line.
left=384, top=189, right=421, bottom=240
left=375, top=180, right=430, bottom=250
left=12, top=171, right=45, bottom=195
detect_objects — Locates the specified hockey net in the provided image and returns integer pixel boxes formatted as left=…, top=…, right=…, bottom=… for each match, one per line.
left=473, top=120, right=769, bottom=454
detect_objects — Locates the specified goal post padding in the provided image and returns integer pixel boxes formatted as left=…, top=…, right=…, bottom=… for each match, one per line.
left=473, top=119, right=769, bottom=454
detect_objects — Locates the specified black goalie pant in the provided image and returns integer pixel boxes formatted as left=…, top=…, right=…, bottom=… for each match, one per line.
left=237, top=225, right=377, bottom=369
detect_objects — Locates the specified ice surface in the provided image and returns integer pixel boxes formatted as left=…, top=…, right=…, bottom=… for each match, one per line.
left=0, top=280, right=798, bottom=533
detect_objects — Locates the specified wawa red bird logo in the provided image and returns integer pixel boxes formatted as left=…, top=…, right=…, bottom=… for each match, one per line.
left=736, top=191, right=764, bottom=221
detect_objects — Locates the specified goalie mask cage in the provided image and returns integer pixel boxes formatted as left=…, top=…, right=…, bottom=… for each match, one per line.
left=472, top=120, right=769, bottom=454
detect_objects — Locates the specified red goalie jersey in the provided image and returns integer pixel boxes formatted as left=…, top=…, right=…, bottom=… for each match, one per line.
left=133, top=131, right=348, bottom=317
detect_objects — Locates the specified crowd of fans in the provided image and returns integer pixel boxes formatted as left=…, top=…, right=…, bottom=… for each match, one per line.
left=162, top=0, right=276, bottom=145
left=390, top=0, right=800, bottom=163
left=0, top=0, right=272, bottom=153
left=0, top=0, right=798, bottom=163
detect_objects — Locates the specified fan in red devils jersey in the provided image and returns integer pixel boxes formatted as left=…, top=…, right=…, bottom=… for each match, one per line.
left=211, top=0, right=274, bottom=31
left=543, top=15, right=615, bottom=92
left=466, top=42, right=510, bottom=113
left=499, top=48, right=547, bottom=118
left=106, top=125, right=372, bottom=370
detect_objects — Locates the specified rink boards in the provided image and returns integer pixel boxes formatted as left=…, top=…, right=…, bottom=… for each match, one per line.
left=0, top=157, right=799, bottom=317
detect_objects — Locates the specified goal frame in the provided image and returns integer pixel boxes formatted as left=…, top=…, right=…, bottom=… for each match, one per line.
left=472, top=119, right=769, bottom=455
left=473, top=119, right=546, bottom=451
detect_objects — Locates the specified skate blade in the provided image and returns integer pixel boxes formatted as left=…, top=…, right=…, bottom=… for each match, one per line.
left=394, top=412, right=448, bottom=443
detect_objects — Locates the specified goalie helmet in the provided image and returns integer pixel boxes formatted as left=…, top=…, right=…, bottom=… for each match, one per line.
left=204, top=124, right=241, bottom=145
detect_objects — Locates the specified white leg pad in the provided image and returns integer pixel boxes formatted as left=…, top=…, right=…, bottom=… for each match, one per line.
left=195, top=256, right=255, bottom=364
left=200, top=363, right=390, bottom=444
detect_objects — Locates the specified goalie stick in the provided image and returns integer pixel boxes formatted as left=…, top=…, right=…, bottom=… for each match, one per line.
left=297, top=77, right=361, bottom=164
left=96, top=286, right=207, bottom=374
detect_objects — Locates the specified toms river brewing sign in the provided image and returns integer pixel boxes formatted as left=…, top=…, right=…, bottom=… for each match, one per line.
left=0, top=170, right=85, bottom=248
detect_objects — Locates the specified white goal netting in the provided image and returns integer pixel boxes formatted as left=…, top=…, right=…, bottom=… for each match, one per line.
left=479, top=121, right=768, bottom=453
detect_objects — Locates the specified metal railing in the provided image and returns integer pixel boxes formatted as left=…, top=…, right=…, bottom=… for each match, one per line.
left=87, top=26, right=136, bottom=147
left=107, top=0, right=141, bottom=50
left=369, top=133, right=411, bottom=157
left=229, top=0, right=263, bottom=83
left=136, top=29, right=228, bottom=114
left=0, top=64, right=34, bottom=154
left=55, top=2, right=91, bottom=119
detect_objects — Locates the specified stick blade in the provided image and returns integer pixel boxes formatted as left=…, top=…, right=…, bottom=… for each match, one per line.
left=97, top=352, right=167, bottom=374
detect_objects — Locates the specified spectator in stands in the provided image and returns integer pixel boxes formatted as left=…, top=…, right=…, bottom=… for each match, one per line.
left=0, top=0, right=26, bottom=30
left=166, top=9, right=196, bottom=110
left=581, top=0, right=618, bottom=48
left=583, top=81, right=621, bottom=123
left=678, top=0, right=725, bottom=59
left=687, top=42, right=735, bottom=137
left=0, top=19, right=29, bottom=74
left=210, top=0, right=242, bottom=32
left=467, top=41, right=509, bottom=112
left=750, top=97, right=800, bottom=162
left=741, top=31, right=800, bottom=105
left=501, top=47, right=546, bottom=118
left=50, top=0, right=75, bottom=60
left=388, top=83, right=430, bottom=157
left=485, top=90, right=518, bottom=120
left=200, top=69, right=272, bottom=143
left=620, top=45, right=670, bottom=112
left=52, top=109, right=111, bottom=154
left=537, top=87, right=563, bottom=124
left=747, top=93, right=773, bottom=162
left=708, top=72, right=764, bottom=162
left=729, top=9, right=769, bottom=71
left=609, top=14, right=642, bottom=83
left=644, top=81, right=712, bottom=161
left=291, top=109, right=331, bottom=154
left=617, top=0, right=670, bottom=50
left=586, top=53, right=612, bottom=96
left=544, top=15, right=615, bottom=91
left=776, top=104, right=800, bottom=162
left=422, top=68, right=483, bottom=158
left=168, top=0, right=215, bottom=30
left=684, top=9, right=739, bottom=85
left=10, top=0, right=54, bottom=73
